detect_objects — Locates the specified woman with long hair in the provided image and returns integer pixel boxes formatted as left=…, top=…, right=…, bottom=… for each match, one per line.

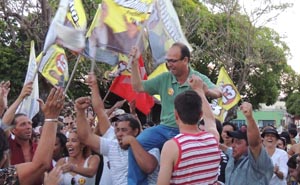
left=56, top=129, right=100, bottom=185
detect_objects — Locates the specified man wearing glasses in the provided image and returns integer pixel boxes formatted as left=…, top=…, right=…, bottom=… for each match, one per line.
left=129, top=42, right=222, bottom=184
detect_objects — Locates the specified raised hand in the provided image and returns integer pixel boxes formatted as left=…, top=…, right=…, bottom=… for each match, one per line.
left=0, top=80, right=10, bottom=97
left=240, top=102, right=253, bottom=119
left=19, top=81, right=33, bottom=99
left=75, top=97, right=91, bottom=112
left=38, top=87, right=65, bottom=119
left=188, top=75, right=204, bottom=91
left=86, top=73, right=98, bottom=90
left=129, top=46, right=140, bottom=65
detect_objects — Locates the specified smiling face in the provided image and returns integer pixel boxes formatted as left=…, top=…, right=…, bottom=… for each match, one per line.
left=166, top=46, right=188, bottom=78
left=66, top=132, right=83, bottom=157
left=13, top=115, right=33, bottom=141
left=263, top=133, right=278, bottom=148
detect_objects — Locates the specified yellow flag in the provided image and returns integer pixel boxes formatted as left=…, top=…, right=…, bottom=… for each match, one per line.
left=37, top=45, right=69, bottom=87
left=217, top=67, right=241, bottom=110
left=66, top=0, right=87, bottom=29
left=148, top=63, right=168, bottom=79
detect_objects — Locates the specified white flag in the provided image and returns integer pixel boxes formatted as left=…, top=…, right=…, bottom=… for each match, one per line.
left=17, top=41, right=40, bottom=119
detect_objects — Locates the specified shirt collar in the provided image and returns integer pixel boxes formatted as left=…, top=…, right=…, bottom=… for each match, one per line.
left=171, top=65, right=194, bottom=85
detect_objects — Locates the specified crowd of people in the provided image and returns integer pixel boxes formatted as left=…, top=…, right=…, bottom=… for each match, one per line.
left=0, top=43, right=300, bottom=185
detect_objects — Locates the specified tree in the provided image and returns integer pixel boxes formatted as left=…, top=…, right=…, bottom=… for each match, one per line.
left=286, top=93, right=300, bottom=116
left=174, top=0, right=292, bottom=110
left=0, top=0, right=105, bottom=102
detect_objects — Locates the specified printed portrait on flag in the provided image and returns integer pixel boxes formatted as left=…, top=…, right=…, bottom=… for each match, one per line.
left=146, top=0, right=192, bottom=66
left=85, top=0, right=152, bottom=64
left=37, top=45, right=69, bottom=87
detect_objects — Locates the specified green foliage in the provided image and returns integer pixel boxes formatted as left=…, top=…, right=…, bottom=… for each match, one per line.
left=286, top=93, right=300, bottom=116
left=0, top=39, right=29, bottom=103
left=0, top=0, right=298, bottom=116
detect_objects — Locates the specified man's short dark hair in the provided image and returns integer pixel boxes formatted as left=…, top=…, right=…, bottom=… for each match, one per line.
left=174, top=90, right=202, bottom=125
left=12, top=113, right=27, bottom=127
left=288, top=129, right=297, bottom=138
left=287, top=154, right=299, bottom=169
left=172, top=42, right=190, bottom=61
left=115, top=113, right=141, bottom=136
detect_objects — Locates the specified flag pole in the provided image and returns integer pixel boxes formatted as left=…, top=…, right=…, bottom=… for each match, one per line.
left=102, top=89, right=110, bottom=103
left=127, top=0, right=156, bottom=71
left=32, top=51, right=46, bottom=83
left=90, top=59, right=96, bottom=73
left=64, top=54, right=82, bottom=94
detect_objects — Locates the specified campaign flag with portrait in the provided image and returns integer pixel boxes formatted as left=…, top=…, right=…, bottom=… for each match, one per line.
left=146, top=0, right=192, bottom=66
left=17, top=41, right=40, bottom=119
left=37, top=45, right=69, bottom=88
left=43, top=0, right=86, bottom=53
left=84, top=0, right=153, bottom=65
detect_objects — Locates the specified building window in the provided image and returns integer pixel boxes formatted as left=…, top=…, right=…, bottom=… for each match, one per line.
left=258, top=120, right=275, bottom=128
left=231, top=120, right=246, bottom=129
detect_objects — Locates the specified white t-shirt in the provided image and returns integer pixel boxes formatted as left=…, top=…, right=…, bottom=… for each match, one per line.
left=99, top=136, right=159, bottom=185
left=99, top=126, right=115, bottom=185
left=269, top=148, right=289, bottom=185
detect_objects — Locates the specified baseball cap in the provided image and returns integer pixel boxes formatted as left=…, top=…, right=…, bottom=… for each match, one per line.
left=261, top=128, right=280, bottom=139
left=227, top=127, right=247, bottom=141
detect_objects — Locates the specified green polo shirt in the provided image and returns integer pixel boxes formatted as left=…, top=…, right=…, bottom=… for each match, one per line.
left=142, top=67, right=216, bottom=127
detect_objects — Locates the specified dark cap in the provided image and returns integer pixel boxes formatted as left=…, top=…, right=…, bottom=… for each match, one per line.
left=261, top=128, right=280, bottom=139
left=227, top=128, right=247, bottom=141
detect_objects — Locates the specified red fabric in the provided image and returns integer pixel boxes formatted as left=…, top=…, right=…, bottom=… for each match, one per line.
left=109, top=56, right=154, bottom=115
left=8, top=135, right=38, bottom=165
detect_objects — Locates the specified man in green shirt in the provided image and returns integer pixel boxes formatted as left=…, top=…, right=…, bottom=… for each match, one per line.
left=128, top=42, right=222, bottom=184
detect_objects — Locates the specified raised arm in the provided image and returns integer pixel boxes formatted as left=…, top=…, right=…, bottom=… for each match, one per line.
left=75, top=97, right=101, bottom=153
left=86, top=73, right=110, bottom=135
left=2, top=81, right=33, bottom=125
left=241, top=102, right=262, bottom=160
left=189, top=75, right=220, bottom=141
left=206, top=86, right=222, bottom=99
left=0, top=81, right=10, bottom=117
left=130, top=47, right=144, bottom=92
left=16, top=87, right=65, bottom=185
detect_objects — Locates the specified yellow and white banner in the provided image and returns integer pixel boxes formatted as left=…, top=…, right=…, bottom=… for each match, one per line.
left=217, top=67, right=241, bottom=111
left=37, top=45, right=69, bottom=88
left=43, top=0, right=86, bottom=53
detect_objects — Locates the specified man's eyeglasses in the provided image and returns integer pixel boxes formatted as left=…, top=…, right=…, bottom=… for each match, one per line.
left=165, top=57, right=183, bottom=63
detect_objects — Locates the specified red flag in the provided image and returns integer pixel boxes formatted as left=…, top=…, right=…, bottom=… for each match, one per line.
left=109, top=56, right=154, bottom=115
